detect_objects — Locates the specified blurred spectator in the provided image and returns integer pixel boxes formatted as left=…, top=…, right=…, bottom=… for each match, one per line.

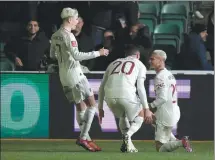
left=206, top=10, right=214, bottom=66
left=92, top=30, right=123, bottom=71
left=73, top=16, right=95, bottom=70
left=0, top=43, right=15, bottom=71
left=128, top=23, right=152, bottom=68
left=0, top=53, right=15, bottom=71
left=5, top=19, right=50, bottom=71
left=123, top=1, right=139, bottom=28
left=73, top=17, right=95, bottom=53
left=89, top=1, right=139, bottom=47
left=177, top=24, right=213, bottom=70
left=129, top=23, right=152, bottom=49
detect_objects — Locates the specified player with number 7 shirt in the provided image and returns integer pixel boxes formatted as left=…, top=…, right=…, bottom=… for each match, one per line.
left=50, top=8, right=109, bottom=152
left=148, top=50, right=192, bottom=153
left=98, top=44, right=154, bottom=153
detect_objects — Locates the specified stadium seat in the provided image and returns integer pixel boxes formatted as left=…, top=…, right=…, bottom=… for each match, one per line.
left=0, top=58, right=15, bottom=71
left=138, top=1, right=163, bottom=15
left=166, top=1, right=193, bottom=16
left=138, top=4, right=158, bottom=34
left=153, top=23, right=181, bottom=53
left=160, top=4, right=188, bottom=33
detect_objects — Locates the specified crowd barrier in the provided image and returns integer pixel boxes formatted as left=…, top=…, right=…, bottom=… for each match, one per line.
left=1, top=71, right=214, bottom=140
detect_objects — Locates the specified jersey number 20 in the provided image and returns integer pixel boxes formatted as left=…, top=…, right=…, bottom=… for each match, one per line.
left=111, top=61, right=135, bottom=75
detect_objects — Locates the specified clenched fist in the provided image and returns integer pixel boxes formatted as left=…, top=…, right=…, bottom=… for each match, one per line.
left=99, top=47, right=109, bottom=56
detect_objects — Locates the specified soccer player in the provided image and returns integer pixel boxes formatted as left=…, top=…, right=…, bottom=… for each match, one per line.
left=148, top=50, right=192, bottom=152
left=98, top=44, right=153, bottom=153
left=50, top=8, right=109, bottom=152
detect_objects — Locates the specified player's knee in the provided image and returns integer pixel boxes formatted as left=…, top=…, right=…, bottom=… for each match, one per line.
left=85, top=95, right=96, bottom=107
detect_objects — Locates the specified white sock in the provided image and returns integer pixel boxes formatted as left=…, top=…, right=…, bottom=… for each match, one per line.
left=119, top=117, right=130, bottom=135
left=159, top=141, right=182, bottom=152
left=76, top=110, right=91, bottom=141
left=80, top=107, right=96, bottom=140
left=170, top=132, right=177, bottom=141
left=127, top=116, right=143, bottom=138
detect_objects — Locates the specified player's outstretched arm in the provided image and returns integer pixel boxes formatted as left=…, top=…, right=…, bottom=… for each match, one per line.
left=68, top=35, right=109, bottom=61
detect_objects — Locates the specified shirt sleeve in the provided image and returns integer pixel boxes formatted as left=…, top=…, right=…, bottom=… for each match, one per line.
left=50, top=38, right=57, bottom=60
left=150, top=76, right=168, bottom=108
left=66, top=33, right=100, bottom=61
left=137, top=78, right=149, bottom=109
left=137, top=63, right=149, bottom=109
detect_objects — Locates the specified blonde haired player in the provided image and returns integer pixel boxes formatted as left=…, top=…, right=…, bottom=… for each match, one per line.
left=98, top=45, right=153, bottom=153
left=148, top=50, right=192, bottom=152
left=50, top=8, right=109, bottom=152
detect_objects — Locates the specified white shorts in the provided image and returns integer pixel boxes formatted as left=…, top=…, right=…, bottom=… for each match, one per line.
left=63, top=78, right=93, bottom=104
left=105, top=98, right=142, bottom=121
left=155, top=122, right=173, bottom=144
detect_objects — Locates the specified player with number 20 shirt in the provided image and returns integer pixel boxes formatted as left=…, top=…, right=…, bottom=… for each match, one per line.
left=98, top=45, right=153, bottom=153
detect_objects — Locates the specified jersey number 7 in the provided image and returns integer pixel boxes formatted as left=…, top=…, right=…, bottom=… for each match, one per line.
left=171, top=84, right=177, bottom=103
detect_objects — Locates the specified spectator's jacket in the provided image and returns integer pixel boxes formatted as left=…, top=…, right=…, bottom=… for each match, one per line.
left=5, top=30, right=50, bottom=71
left=188, top=33, right=213, bottom=70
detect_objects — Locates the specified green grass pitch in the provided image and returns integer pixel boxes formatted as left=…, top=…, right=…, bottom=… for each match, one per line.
left=1, top=139, right=214, bottom=160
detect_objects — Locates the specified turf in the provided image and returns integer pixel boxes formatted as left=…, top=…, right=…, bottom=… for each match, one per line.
left=1, top=139, right=214, bottom=160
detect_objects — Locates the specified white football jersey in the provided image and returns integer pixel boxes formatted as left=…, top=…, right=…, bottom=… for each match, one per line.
left=50, top=27, right=100, bottom=87
left=99, top=56, right=148, bottom=109
left=151, top=68, right=180, bottom=126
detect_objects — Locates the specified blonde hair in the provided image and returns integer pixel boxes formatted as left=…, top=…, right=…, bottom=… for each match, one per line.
left=61, top=8, right=78, bottom=19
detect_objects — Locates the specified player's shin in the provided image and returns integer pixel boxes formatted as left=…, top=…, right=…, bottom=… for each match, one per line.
left=127, top=116, right=144, bottom=138
left=80, top=106, right=96, bottom=140
left=76, top=109, right=92, bottom=141
left=119, top=117, right=130, bottom=134
left=159, top=141, right=182, bottom=152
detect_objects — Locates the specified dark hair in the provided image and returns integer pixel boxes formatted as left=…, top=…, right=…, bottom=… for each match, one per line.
left=25, top=18, right=40, bottom=27
left=124, top=44, right=139, bottom=56
left=104, top=29, right=115, bottom=36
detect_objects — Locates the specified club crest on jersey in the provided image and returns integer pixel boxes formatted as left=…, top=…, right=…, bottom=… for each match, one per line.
left=71, top=41, right=77, bottom=47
